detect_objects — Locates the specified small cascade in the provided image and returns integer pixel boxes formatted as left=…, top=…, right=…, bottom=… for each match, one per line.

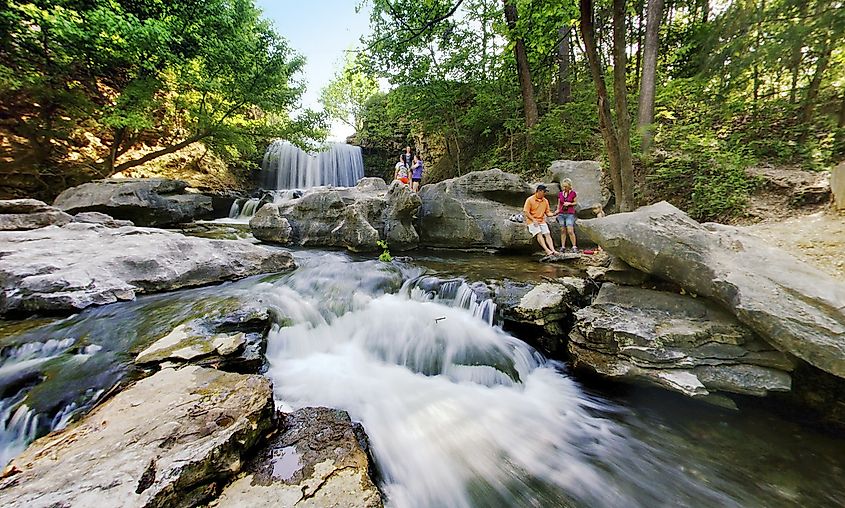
left=404, top=276, right=498, bottom=326
left=0, top=399, right=38, bottom=467
left=226, top=190, right=305, bottom=222
left=261, top=140, right=364, bottom=190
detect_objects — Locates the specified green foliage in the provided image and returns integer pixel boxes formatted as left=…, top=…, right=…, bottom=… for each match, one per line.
left=320, top=52, right=380, bottom=132
left=376, top=240, right=393, bottom=262
left=0, top=0, right=325, bottom=178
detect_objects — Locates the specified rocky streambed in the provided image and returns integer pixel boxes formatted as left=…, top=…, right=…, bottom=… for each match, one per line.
left=2, top=170, right=845, bottom=507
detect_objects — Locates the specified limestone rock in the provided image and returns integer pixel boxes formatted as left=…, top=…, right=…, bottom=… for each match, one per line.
left=0, top=366, right=275, bottom=508
left=747, top=164, right=831, bottom=205
left=578, top=202, right=845, bottom=378
left=72, top=211, right=134, bottom=227
left=418, top=169, right=549, bottom=250
left=135, top=305, right=272, bottom=373
left=213, top=407, right=382, bottom=508
left=547, top=160, right=610, bottom=217
left=833, top=161, right=845, bottom=210
left=249, top=205, right=292, bottom=244
left=585, top=256, right=648, bottom=286
left=0, top=199, right=72, bottom=231
left=569, top=284, right=796, bottom=405
left=249, top=178, right=420, bottom=252
left=503, top=279, right=587, bottom=334
left=53, top=178, right=213, bottom=227
left=0, top=223, right=296, bottom=316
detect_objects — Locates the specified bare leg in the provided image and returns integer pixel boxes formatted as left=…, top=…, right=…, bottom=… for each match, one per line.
left=536, top=234, right=554, bottom=255
left=560, top=231, right=568, bottom=250
left=543, top=233, right=558, bottom=254
left=567, top=226, right=577, bottom=249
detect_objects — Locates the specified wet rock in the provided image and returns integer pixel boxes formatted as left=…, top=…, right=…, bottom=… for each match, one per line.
left=0, top=223, right=295, bottom=316
left=0, top=366, right=275, bottom=507
left=0, top=199, right=72, bottom=231
left=213, top=407, right=382, bottom=508
left=578, top=202, right=845, bottom=379
left=249, top=178, right=420, bottom=252
left=502, top=279, right=587, bottom=336
left=135, top=305, right=272, bottom=373
left=53, top=178, right=213, bottom=227
left=249, top=205, right=292, bottom=244
left=546, top=160, right=610, bottom=217
left=569, top=284, right=796, bottom=406
left=72, top=211, right=134, bottom=227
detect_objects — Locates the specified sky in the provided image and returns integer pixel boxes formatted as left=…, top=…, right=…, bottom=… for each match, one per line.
left=256, top=0, right=373, bottom=141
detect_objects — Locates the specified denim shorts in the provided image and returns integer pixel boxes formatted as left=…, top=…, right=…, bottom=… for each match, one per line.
left=557, top=214, right=576, bottom=227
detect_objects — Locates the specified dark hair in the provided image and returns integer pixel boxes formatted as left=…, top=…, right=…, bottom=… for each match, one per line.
left=536, top=184, right=547, bottom=192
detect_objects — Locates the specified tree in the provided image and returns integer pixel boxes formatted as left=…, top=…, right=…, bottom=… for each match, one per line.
left=320, top=53, right=380, bottom=134
left=637, top=0, right=664, bottom=151
left=503, top=0, right=539, bottom=128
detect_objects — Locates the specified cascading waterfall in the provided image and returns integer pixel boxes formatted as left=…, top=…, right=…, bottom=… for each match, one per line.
left=261, top=140, right=364, bottom=190
left=403, top=276, right=498, bottom=326
left=226, top=190, right=303, bottom=222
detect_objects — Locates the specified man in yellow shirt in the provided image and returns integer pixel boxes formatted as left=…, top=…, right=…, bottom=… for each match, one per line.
left=523, top=184, right=559, bottom=256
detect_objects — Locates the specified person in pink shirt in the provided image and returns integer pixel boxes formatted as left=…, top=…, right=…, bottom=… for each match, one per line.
left=556, top=178, right=578, bottom=252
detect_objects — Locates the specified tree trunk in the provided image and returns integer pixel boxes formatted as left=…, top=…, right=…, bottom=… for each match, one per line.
left=800, top=39, right=832, bottom=126
left=638, top=0, right=663, bottom=152
left=635, top=0, right=644, bottom=92
left=612, top=0, right=636, bottom=211
left=503, top=0, right=539, bottom=128
left=580, top=0, right=624, bottom=210
left=112, top=133, right=208, bottom=174
left=557, top=27, right=572, bottom=104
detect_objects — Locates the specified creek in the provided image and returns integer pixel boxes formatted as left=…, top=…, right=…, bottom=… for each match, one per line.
left=1, top=250, right=844, bottom=507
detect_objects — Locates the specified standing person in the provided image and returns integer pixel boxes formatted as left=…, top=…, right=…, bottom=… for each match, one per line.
left=410, top=154, right=424, bottom=192
left=401, top=146, right=413, bottom=170
left=523, top=184, right=559, bottom=256
left=556, top=178, right=578, bottom=252
left=394, top=156, right=409, bottom=185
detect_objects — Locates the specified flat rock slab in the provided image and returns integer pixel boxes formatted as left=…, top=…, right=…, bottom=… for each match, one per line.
left=213, top=407, right=382, bottom=508
left=0, top=199, right=72, bottom=231
left=0, top=366, right=274, bottom=507
left=53, top=178, right=213, bottom=227
left=570, top=284, right=795, bottom=405
left=0, top=223, right=295, bottom=315
left=578, top=202, right=845, bottom=379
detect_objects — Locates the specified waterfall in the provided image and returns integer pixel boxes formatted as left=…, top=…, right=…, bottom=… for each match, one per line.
left=404, top=276, right=498, bottom=326
left=261, top=140, right=364, bottom=190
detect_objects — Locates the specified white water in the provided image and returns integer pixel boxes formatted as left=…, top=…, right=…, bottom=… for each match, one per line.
left=262, top=254, right=736, bottom=507
left=261, top=140, right=364, bottom=190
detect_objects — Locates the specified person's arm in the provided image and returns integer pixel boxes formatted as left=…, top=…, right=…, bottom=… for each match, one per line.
left=545, top=200, right=556, bottom=218
left=523, top=199, right=536, bottom=224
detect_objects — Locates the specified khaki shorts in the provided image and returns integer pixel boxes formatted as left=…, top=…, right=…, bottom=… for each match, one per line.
left=527, top=222, right=550, bottom=237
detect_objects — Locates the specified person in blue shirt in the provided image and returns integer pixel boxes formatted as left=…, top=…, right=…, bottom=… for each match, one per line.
left=410, top=154, right=424, bottom=192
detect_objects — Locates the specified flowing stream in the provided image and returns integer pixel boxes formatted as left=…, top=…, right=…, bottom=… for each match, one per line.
left=1, top=251, right=845, bottom=506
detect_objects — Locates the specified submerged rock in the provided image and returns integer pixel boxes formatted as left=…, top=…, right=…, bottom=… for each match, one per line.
left=0, top=366, right=274, bottom=507
left=578, top=202, right=845, bottom=379
left=213, top=407, right=382, bottom=508
left=569, top=284, right=796, bottom=407
left=135, top=305, right=272, bottom=373
left=249, top=178, right=420, bottom=252
left=0, top=199, right=72, bottom=231
left=53, top=178, right=213, bottom=227
left=0, top=223, right=295, bottom=315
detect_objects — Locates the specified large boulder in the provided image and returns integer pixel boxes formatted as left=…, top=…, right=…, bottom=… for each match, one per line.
left=249, top=178, right=420, bottom=252
left=0, top=199, right=72, bottom=230
left=547, top=160, right=610, bottom=217
left=214, top=407, right=382, bottom=507
left=418, top=169, right=547, bottom=250
left=53, top=178, right=213, bottom=227
left=578, top=202, right=845, bottom=378
left=833, top=161, right=845, bottom=210
left=569, top=284, right=796, bottom=406
left=0, top=366, right=274, bottom=507
left=0, top=223, right=296, bottom=315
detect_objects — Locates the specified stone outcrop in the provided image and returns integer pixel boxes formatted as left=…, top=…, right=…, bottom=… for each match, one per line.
left=747, top=164, right=831, bottom=206
left=0, top=366, right=275, bottom=508
left=547, top=160, right=610, bottom=217
left=569, top=284, right=796, bottom=407
left=500, top=279, right=588, bottom=337
left=585, top=256, right=648, bottom=286
left=135, top=305, right=272, bottom=373
left=213, top=407, right=382, bottom=508
left=53, top=178, right=213, bottom=227
left=72, top=211, right=134, bottom=227
left=418, top=169, right=551, bottom=250
left=833, top=161, right=845, bottom=210
left=0, top=199, right=72, bottom=231
left=0, top=223, right=295, bottom=315
left=249, top=178, right=420, bottom=252
left=578, top=202, right=845, bottom=378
